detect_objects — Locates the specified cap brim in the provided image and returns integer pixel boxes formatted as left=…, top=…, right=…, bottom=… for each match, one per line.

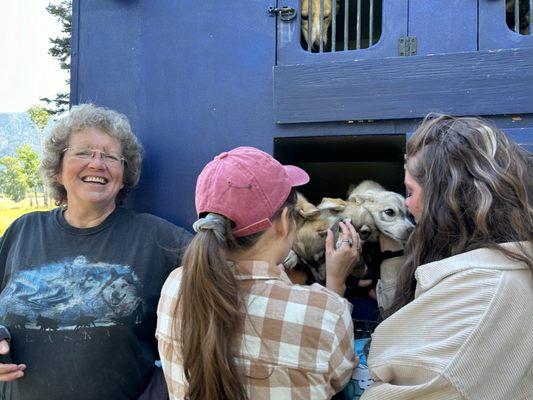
left=284, top=165, right=310, bottom=187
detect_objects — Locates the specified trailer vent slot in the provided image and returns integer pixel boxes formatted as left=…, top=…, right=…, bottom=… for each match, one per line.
left=506, top=0, right=532, bottom=35
left=301, top=0, right=382, bottom=53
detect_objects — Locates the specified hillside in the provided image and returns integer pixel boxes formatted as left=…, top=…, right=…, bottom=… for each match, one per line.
left=0, top=112, right=53, bottom=157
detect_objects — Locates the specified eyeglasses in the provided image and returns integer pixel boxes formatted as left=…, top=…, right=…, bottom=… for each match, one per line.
left=63, top=147, right=125, bottom=166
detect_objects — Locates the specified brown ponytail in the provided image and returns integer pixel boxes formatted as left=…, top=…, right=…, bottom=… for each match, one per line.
left=176, top=190, right=298, bottom=400
left=177, top=222, right=247, bottom=400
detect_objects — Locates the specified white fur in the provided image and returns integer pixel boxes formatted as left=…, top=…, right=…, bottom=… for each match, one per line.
left=348, top=181, right=414, bottom=243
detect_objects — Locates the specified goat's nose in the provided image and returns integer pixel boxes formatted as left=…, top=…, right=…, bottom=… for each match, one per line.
left=358, top=226, right=371, bottom=241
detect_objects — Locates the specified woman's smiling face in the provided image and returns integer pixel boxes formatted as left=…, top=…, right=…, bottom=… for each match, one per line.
left=58, top=127, right=124, bottom=213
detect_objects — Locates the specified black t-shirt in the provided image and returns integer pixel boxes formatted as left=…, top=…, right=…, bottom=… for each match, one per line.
left=0, top=207, right=192, bottom=400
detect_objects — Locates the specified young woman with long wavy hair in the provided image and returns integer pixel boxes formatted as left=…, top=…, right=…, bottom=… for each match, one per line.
left=362, top=114, right=532, bottom=400
left=156, top=147, right=361, bottom=400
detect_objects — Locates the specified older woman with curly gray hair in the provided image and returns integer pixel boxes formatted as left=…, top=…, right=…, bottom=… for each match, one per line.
left=0, top=104, right=192, bottom=400
left=41, top=103, right=143, bottom=206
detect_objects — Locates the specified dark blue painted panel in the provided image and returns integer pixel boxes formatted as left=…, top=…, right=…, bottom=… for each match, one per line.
left=135, top=1, right=279, bottom=228
left=274, top=48, right=533, bottom=123
left=503, top=128, right=533, bottom=153
left=480, top=0, right=533, bottom=50
left=74, top=0, right=278, bottom=228
left=408, top=0, right=478, bottom=54
left=276, top=115, right=533, bottom=138
left=72, top=1, right=533, bottom=228
left=75, top=0, right=143, bottom=129
left=277, top=0, right=407, bottom=64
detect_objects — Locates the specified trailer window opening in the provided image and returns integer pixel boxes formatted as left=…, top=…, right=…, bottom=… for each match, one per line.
left=274, top=134, right=405, bottom=203
left=300, top=0, right=383, bottom=53
left=506, top=0, right=532, bottom=35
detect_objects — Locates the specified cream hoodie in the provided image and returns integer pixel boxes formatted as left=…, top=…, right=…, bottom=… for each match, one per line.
left=362, top=242, right=533, bottom=400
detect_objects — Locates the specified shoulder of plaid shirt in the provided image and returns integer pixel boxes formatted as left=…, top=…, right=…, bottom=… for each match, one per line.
left=156, top=260, right=358, bottom=400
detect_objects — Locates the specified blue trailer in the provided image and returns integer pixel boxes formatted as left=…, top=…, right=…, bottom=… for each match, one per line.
left=71, top=0, right=533, bottom=229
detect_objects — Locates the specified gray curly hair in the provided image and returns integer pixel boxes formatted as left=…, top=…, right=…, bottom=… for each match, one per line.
left=40, top=104, right=144, bottom=205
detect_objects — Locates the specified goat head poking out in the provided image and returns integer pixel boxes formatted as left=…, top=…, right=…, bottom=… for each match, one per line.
left=348, top=180, right=414, bottom=244
left=301, top=0, right=339, bottom=50
left=317, top=197, right=378, bottom=242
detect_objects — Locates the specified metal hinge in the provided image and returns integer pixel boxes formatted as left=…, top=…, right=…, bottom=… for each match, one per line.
left=398, top=36, right=417, bottom=56
left=268, top=6, right=297, bottom=21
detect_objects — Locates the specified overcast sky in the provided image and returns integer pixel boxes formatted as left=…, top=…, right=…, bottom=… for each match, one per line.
left=0, top=0, right=69, bottom=113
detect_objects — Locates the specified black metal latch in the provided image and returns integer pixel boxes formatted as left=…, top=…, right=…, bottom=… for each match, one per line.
left=268, top=6, right=297, bottom=21
left=398, top=36, right=417, bottom=56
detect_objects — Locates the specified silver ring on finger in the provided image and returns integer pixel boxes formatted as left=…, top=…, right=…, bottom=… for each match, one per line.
left=341, top=238, right=353, bottom=247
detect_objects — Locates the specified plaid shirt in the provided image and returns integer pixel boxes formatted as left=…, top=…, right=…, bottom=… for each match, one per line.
left=157, top=260, right=357, bottom=399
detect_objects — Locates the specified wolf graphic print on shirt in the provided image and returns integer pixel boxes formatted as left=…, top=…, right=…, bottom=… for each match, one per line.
left=0, top=256, right=143, bottom=332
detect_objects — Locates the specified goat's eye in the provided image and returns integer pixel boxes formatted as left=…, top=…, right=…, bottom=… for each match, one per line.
left=384, top=209, right=396, bottom=217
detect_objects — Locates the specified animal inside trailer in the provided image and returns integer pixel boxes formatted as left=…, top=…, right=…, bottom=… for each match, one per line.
left=72, top=0, right=533, bottom=230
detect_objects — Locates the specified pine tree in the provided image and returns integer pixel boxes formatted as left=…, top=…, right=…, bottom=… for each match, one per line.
left=40, top=0, right=72, bottom=115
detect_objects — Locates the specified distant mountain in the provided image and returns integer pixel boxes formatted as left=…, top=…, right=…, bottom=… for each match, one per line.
left=0, top=113, right=53, bottom=158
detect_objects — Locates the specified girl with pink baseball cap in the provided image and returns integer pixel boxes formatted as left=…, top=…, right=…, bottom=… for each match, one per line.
left=157, top=146, right=362, bottom=400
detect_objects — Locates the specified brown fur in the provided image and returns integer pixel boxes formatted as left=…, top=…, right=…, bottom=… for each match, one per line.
left=317, top=197, right=378, bottom=242
left=292, top=194, right=331, bottom=271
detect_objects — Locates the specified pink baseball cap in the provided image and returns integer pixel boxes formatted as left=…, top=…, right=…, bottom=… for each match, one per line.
left=195, top=146, right=310, bottom=237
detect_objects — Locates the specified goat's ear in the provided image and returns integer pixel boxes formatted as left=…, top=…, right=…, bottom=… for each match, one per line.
left=318, top=198, right=346, bottom=212
left=296, top=192, right=320, bottom=218
left=348, top=193, right=362, bottom=203
left=347, top=184, right=356, bottom=199
left=349, top=193, right=375, bottom=205
left=299, top=208, right=320, bottom=219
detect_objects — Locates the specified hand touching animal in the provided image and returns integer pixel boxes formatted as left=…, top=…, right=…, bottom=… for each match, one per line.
left=325, top=220, right=361, bottom=295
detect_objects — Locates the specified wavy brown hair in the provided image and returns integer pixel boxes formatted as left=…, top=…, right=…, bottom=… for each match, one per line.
left=391, top=113, right=533, bottom=313
left=175, top=190, right=298, bottom=400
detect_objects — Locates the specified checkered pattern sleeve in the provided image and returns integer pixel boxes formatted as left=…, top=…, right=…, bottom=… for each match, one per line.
left=156, top=268, right=186, bottom=400
left=329, top=303, right=357, bottom=392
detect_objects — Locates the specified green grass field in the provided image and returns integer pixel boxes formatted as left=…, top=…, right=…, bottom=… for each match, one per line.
left=0, top=196, right=53, bottom=236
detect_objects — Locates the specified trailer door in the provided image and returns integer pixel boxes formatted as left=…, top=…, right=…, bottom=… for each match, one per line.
left=275, top=0, right=408, bottom=65
left=480, top=0, right=533, bottom=50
